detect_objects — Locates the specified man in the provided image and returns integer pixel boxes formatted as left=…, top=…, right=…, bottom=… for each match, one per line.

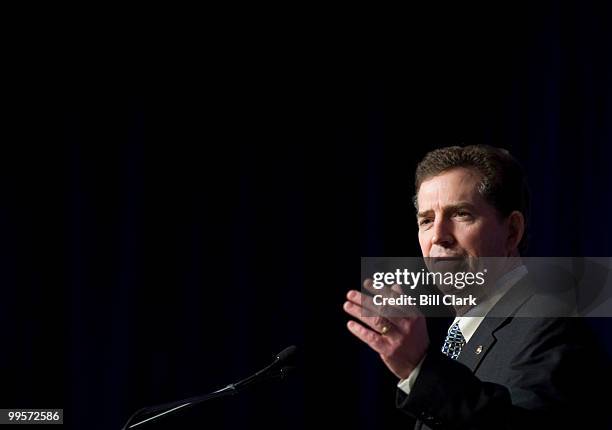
left=343, top=145, right=609, bottom=429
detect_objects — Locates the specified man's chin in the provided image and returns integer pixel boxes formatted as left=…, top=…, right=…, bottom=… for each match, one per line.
left=425, top=256, right=471, bottom=273
left=424, top=255, right=484, bottom=295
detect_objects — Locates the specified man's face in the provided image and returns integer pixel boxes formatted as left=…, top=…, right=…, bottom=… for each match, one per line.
left=416, top=167, right=511, bottom=258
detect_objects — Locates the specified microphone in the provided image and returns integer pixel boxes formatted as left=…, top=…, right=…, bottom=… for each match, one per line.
left=232, top=345, right=297, bottom=389
left=276, top=345, right=297, bottom=362
left=121, top=345, right=297, bottom=429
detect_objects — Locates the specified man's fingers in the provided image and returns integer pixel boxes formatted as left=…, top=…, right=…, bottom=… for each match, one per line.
left=346, top=289, right=419, bottom=319
left=347, top=289, right=400, bottom=309
left=346, top=290, right=392, bottom=319
left=361, top=279, right=425, bottom=319
left=343, top=299, right=398, bottom=334
left=363, top=278, right=374, bottom=291
left=363, top=279, right=403, bottom=298
left=346, top=320, right=386, bottom=354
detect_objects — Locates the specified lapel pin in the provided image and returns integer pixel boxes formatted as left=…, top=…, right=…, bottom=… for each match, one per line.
left=475, top=345, right=483, bottom=355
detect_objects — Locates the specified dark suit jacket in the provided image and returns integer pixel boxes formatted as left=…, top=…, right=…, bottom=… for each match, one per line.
left=396, top=274, right=611, bottom=429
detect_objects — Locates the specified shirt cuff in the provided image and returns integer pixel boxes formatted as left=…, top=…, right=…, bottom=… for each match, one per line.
left=397, top=354, right=426, bottom=395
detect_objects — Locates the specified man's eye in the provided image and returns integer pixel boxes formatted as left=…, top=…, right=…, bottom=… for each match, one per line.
left=418, top=219, right=432, bottom=226
left=455, top=211, right=471, bottom=218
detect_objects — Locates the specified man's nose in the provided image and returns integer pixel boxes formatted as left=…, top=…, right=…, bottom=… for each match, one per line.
left=431, top=219, right=455, bottom=248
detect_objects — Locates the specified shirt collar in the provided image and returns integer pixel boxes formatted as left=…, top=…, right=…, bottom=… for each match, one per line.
left=452, top=264, right=528, bottom=342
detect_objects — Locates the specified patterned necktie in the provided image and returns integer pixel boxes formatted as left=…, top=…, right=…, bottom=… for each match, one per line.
left=441, top=322, right=465, bottom=360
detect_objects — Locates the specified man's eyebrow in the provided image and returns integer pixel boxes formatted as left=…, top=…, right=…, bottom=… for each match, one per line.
left=416, top=202, right=477, bottom=219
left=416, top=209, right=433, bottom=219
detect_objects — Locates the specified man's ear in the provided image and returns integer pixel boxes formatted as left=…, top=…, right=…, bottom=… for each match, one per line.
left=506, top=210, right=525, bottom=254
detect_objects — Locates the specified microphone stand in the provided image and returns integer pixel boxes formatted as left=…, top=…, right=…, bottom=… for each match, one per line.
left=121, top=347, right=296, bottom=429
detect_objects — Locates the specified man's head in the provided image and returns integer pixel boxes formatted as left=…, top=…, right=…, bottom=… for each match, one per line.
left=414, top=145, right=530, bottom=258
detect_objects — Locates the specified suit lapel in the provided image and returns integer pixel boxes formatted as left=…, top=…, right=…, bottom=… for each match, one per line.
left=457, top=317, right=502, bottom=371
left=457, top=275, right=535, bottom=372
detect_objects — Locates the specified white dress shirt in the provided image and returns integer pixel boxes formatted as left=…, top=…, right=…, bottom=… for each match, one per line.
left=397, top=265, right=528, bottom=395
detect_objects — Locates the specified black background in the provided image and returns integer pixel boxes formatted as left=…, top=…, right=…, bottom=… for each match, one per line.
left=3, top=2, right=612, bottom=429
